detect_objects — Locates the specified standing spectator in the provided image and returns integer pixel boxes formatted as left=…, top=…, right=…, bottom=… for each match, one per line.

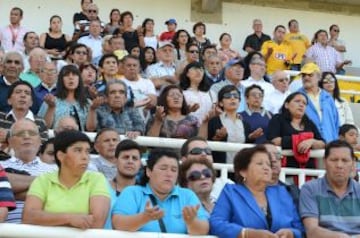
left=242, top=51, right=267, bottom=82
left=0, top=164, right=16, bottom=222
left=305, top=29, right=351, bottom=74
left=72, top=0, right=92, bottom=32
left=319, top=71, right=354, bottom=126
left=39, top=15, right=71, bottom=60
left=0, top=51, right=24, bottom=113
left=0, top=7, right=28, bottom=52
left=21, top=32, right=40, bottom=72
left=217, top=33, right=240, bottom=66
left=263, top=70, right=291, bottom=114
left=284, top=19, right=311, bottom=71
left=191, top=22, right=211, bottom=53
left=20, top=47, right=47, bottom=87
left=104, top=9, right=121, bottom=35
left=172, top=29, right=191, bottom=66
left=243, top=19, right=271, bottom=53
left=142, top=18, right=158, bottom=50
left=78, top=19, right=103, bottom=61
left=119, top=11, right=145, bottom=53
left=38, top=65, right=90, bottom=130
left=328, top=24, right=348, bottom=75
left=298, top=63, right=340, bottom=142
left=159, top=18, right=177, bottom=43
left=73, top=3, right=104, bottom=40
left=261, top=25, right=294, bottom=75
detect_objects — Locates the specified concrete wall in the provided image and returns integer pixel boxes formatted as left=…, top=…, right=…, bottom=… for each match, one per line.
left=1, top=0, right=360, bottom=67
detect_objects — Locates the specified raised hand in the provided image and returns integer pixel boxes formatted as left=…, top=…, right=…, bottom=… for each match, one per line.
left=143, top=200, right=164, bottom=221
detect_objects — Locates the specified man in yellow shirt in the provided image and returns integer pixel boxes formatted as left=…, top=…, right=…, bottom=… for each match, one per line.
left=284, top=19, right=310, bottom=71
left=261, top=25, right=294, bottom=76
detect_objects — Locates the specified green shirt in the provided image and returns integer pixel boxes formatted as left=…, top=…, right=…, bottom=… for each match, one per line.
left=28, top=171, right=110, bottom=214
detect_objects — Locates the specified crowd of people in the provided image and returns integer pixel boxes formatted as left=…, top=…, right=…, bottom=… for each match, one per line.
left=1, top=1, right=360, bottom=237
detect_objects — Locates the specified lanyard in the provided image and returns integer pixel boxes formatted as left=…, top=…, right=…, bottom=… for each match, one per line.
left=9, top=25, right=19, bottom=46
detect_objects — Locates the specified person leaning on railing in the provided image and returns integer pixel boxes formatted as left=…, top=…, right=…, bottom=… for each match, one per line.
left=210, top=145, right=303, bottom=238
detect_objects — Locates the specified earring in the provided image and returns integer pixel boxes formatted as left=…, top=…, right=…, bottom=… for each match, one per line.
left=243, top=177, right=246, bottom=183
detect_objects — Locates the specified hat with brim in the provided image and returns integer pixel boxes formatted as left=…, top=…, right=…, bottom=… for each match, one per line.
left=300, top=62, right=321, bottom=74
left=165, top=18, right=177, bottom=25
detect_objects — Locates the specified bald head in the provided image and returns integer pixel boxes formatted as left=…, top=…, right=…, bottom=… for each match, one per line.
left=271, top=70, right=289, bottom=93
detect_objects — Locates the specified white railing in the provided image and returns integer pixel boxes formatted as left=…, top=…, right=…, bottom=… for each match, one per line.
left=0, top=223, right=216, bottom=238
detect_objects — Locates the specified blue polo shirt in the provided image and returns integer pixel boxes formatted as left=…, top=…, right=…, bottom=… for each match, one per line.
left=299, top=176, right=360, bottom=235
left=112, top=183, right=209, bottom=233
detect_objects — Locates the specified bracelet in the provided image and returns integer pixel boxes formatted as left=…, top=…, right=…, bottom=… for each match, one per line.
left=241, top=228, right=247, bottom=238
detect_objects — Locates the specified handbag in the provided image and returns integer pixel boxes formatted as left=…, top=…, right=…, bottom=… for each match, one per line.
left=291, top=132, right=314, bottom=168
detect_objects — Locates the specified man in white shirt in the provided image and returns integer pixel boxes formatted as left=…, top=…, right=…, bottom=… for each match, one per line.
left=263, top=70, right=291, bottom=114
left=78, top=19, right=102, bottom=61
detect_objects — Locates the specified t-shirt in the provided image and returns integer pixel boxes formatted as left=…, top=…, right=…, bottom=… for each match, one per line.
left=261, top=40, right=293, bottom=75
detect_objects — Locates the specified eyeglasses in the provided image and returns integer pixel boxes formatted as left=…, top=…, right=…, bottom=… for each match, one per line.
left=167, top=92, right=182, bottom=98
left=74, top=51, right=88, bottom=55
left=189, top=50, right=199, bottom=54
left=12, top=129, right=39, bottom=138
left=5, top=59, right=21, bottom=65
left=322, top=77, right=335, bottom=84
left=41, top=69, right=57, bottom=74
left=88, top=9, right=97, bottom=13
left=276, top=78, right=289, bottom=83
left=248, top=92, right=264, bottom=98
left=187, top=168, right=213, bottom=182
left=223, top=92, right=240, bottom=99
left=188, top=147, right=212, bottom=155
left=333, top=29, right=340, bottom=33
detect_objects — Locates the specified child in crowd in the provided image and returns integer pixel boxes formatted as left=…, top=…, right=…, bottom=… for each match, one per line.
left=339, top=124, right=360, bottom=180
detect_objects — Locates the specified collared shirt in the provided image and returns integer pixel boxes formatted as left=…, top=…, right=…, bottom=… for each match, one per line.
left=210, top=79, right=246, bottom=112
left=240, top=107, right=272, bottom=144
left=88, top=155, right=116, bottom=181
left=243, top=32, right=271, bottom=51
left=263, top=89, right=291, bottom=114
left=242, top=77, right=275, bottom=103
left=305, top=42, right=342, bottom=73
left=145, top=61, right=176, bottom=80
left=19, top=70, right=41, bottom=87
left=113, top=183, right=209, bottom=233
left=34, top=83, right=57, bottom=106
left=0, top=156, right=57, bottom=176
left=307, top=89, right=322, bottom=121
left=0, top=25, right=28, bottom=52
left=77, top=34, right=103, bottom=60
left=96, top=104, right=145, bottom=134
left=299, top=176, right=360, bottom=235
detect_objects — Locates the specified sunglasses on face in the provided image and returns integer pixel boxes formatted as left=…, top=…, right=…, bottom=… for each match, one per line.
left=189, top=50, right=199, bottom=54
left=74, top=51, right=88, bottom=55
left=5, top=59, right=21, bottom=65
left=187, top=168, right=213, bottom=182
left=88, top=9, right=97, bottom=13
left=188, top=147, right=212, bottom=155
left=322, top=77, right=335, bottom=84
left=223, top=92, right=240, bottom=99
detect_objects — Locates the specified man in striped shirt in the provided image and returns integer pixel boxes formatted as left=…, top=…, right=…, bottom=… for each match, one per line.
left=0, top=164, right=16, bottom=222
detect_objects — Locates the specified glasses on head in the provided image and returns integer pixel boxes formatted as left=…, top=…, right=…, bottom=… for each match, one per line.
left=74, top=50, right=88, bottom=55
left=223, top=92, right=240, bottom=99
left=88, top=9, right=97, bottom=13
left=249, top=92, right=264, bottom=98
left=187, top=168, right=213, bottom=182
left=189, top=50, right=199, bottom=54
left=5, top=59, right=21, bottom=65
left=12, top=129, right=39, bottom=138
left=188, top=147, right=212, bottom=155
left=322, top=77, right=336, bottom=84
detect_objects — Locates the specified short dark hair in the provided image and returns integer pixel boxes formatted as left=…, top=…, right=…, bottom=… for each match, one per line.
left=11, top=7, right=23, bottom=17
left=23, top=31, right=36, bottom=42
left=324, top=140, right=355, bottom=160
left=218, top=84, right=240, bottom=106
left=193, top=22, right=206, bottom=34
left=39, top=137, right=55, bottom=155
left=339, top=124, right=358, bottom=137
left=98, top=53, right=118, bottom=68
left=179, top=62, right=210, bottom=92
left=233, top=145, right=271, bottom=184
left=139, top=148, right=179, bottom=186
left=81, top=0, right=93, bottom=4
left=329, top=24, right=339, bottom=32
left=179, top=157, right=216, bottom=187
left=115, top=139, right=142, bottom=158
left=186, top=43, right=199, bottom=53
left=288, top=19, right=298, bottom=28
left=7, top=80, right=35, bottom=103
left=244, top=84, right=264, bottom=98
left=280, top=92, right=309, bottom=125
left=54, top=130, right=91, bottom=167
left=180, top=136, right=207, bottom=157
left=120, top=11, right=133, bottom=23
left=94, top=128, right=119, bottom=143
left=157, top=85, right=188, bottom=115
left=219, top=32, right=231, bottom=41
left=274, top=25, right=286, bottom=32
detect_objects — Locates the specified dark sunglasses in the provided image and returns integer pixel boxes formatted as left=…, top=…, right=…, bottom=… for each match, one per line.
left=223, top=92, right=240, bottom=99
left=88, top=9, right=97, bottom=13
left=189, top=50, right=199, bottom=54
left=322, top=77, right=335, bottom=84
left=187, top=168, right=213, bottom=182
left=6, top=59, right=21, bottom=65
left=188, top=147, right=212, bottom=155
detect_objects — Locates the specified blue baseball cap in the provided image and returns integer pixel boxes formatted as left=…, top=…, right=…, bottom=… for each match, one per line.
left=165, top=18, right=177, bottom=25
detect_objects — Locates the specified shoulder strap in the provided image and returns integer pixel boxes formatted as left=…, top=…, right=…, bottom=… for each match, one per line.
left=149, top=194, right=167, bottom=233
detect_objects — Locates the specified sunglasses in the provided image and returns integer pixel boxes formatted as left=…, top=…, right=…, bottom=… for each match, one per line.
left=6, top=59, right=21, bottom=65
left=187, top=168, right=213, bottom=182
left=189, top=50, right=199, bottom=54
left=223, top=92, right=240, bottom=99
left=333, top=29, right=340, bottom=33
left=88, top=9, right=97, bottom=13
left=188, top=147, right=212, bottom=155
left=322, top=77, right=335, bottom=84
left=74, top=51, right=88, bottom=55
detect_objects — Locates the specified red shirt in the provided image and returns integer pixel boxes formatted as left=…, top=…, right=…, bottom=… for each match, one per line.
left=159, top=31, right=176, bottom=42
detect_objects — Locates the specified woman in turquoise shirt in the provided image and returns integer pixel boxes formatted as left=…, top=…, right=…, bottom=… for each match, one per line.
left=112, top=148, right=209, bottom=234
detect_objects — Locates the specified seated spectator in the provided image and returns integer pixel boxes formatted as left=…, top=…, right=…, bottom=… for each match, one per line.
left=210, top=145, right=303, bottom=238
left=147, top=85, right=199, bottom=139
left=203, top=54, right=224, bottom=86
left=89, top=128, right=120, bottom=180
left=242, top=19, right=271, bottom=53
left=339, top=124, right=360, bottom=151
left=0, top=81, right=48, bottom=144
left=201, top=44, right=217, bottom=64
left=112, top=148, right=209, bottom=234
left=217, top=33, right=240, bottom=66
left=77, top=19, right=103, bottom=61
left=267, top=92, right=325, bottom=169
left=0, top=164, right=16, bottom=222
left=97, top=53, right=122, bottom=85
left=66, top=43, right=91, bottom=68
left=159, top=18, right=177, bottom=43
left=142, top=18, right=158, bottom=50
left=38, top=65, right=90, bottom=130
left=242, top=51, right=266, bottom=81
left=300, top=140, right=360, bottom=236
left=79, top=62, right=97, bottom=98
left=129, top=45, right=141, bottom=58
left=0, top=119, right=57, bottom=223
left=263, top=70, right=291, bottom=114
left=104, top=8, right=121, bottom=35
left=146, top=42, right=176, bottom=92
left=176, top=43, right=200, bottom=78
left=180, top=62, right=212, bottom=123
left=111, top=36, right=128, bottom=61
left=179, top=158, right=216, bottom=213
left=39, top=15, right=71, bottom=60
left=119, top=11, right=145, bottom=53
left=20, top=47, right=47, bottom=87
left=319, top=71, right=354, bottom=126
left=139, top=46, right=157, bottom=77
left=34, top=61, right=58, bottom=113
left=172, top=29, right=191, bottom=67
left=180, top=136, right=234, bottom=201
left=22, top=32, right=40, bottom=72
left=22, top=130, right=110, bottom=229
left=0, top=51, right=24, bottom=113
left=39, top=138, right=55, bottom=164
left=91, top=35, right=114, bottom=66
left=86, top=80, right=144, bottom=135
left=191, top=22, right=211, bottom=53
left=54, top=116, right=79, bottom=135
left=104, top=139, right=142, bottom=229
left=0, top=47, right=5, bottom=75
left=206, top=85, right=253, bottom=164
left=240, top=85, right=272, bottom=144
